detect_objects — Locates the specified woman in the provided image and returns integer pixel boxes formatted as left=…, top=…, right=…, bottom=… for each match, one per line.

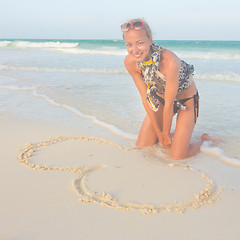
left=121, top=18, right=217, bottom=159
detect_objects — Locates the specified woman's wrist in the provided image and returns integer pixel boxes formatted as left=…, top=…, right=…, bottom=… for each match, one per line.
left=156, top=129, right=163, bottom=137
left=162, top=130, right=170, bottom=137
left=156, top=130, right=163, bottom=142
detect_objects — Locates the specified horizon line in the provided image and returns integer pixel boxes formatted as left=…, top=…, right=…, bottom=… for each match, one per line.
left=0, top=38, right=240, bottom=42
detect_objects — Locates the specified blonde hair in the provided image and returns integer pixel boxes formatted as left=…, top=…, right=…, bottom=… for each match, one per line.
left=122, top=18, right=152, bottom=40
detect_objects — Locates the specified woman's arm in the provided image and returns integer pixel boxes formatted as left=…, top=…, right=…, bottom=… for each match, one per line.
left=124, top=56, right=163, bottom=142
left=161, top=50, right=181, bottom=146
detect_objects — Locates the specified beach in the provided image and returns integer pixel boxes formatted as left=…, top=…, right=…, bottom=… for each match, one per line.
left=1, top=39, right=240, bottom=239
left=1, top=112, right=240, bottom=240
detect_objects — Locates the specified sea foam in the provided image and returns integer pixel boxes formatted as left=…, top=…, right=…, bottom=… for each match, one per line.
left=0, top=64, right=127, bottom=74
left=1, top=40, right=240, bottom=60
left=178, top=51, right=240, bottom=61
left=49, top=47, right=127, bottom=56
left=201, top=141, right=240, bottom=167
left=0, top=40, right=78, bottom=48
left=2, top=64, right=240, bottom=82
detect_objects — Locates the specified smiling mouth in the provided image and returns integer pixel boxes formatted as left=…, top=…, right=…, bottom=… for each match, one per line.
left=135, top=53, right=142, bottom=58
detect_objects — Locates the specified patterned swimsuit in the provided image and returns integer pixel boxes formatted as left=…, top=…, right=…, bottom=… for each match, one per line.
left=137, top=42, right=199, bottom=122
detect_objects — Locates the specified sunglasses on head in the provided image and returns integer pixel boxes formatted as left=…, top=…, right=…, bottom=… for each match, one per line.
left=120, top=21, right=143, bottom=32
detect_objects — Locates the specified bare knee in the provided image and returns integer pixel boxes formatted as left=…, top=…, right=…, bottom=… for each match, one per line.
left=136, top=115, right=158, bottom=148
left=136, top=138, right=157, bottom=148
left=170, top=150, right=188, bottom=160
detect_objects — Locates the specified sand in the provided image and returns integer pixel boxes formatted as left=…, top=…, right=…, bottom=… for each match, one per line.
left=1, top=113, right=240, bottom=240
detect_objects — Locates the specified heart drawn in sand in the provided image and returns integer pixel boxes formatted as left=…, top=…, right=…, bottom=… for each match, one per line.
left=17, top=136, right=222, bottom=214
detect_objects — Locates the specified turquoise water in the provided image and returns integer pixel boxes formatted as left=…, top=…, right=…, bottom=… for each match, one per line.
left=0, top=39, right=240, bottom=190
left=0, top=39, right=239, bottom=133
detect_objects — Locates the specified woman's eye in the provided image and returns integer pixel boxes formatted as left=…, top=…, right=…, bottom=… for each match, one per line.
left=138, top=42, right=143, bottom=45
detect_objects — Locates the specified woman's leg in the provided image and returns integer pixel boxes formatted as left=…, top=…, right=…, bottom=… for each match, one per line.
left=177, top=133, right=219, bottom=158
left=136, top=107, right=163, bottom=147
left=170, top=97, right=219, bottom=159
left=136, top=115, right=158, bottom=147
left=170, top=98, right=198, bottom=159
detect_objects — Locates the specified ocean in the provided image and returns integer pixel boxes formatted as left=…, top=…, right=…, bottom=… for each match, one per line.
left=1, top=39, right=240, bottom=190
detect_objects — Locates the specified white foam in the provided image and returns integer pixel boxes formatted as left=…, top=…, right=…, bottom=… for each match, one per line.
left=0, top=40, right=126, bottom=55
left=178, top=51, right=240, bottom=61
left=201, top=141, right=240, bottom=167
left=195, top=71, right=240, bottom=82
left=9, top=41, right=78, bottom=48
left=3, top=64, right=240, bottom=82
left=0, top=64, right=127, bottom=74
left=1, top=40, right=240, bottom=60
left=49, top=47, right=127, bottom=56
left=0, top=41, right=11, bottom=47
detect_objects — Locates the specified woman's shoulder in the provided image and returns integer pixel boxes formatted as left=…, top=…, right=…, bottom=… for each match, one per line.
left=124, top=54, right=135, bottom=66
left=160, top=48, right=181, bottom=70
left=161, top=48, right=179, bottom=61
left=124, top=55, right=140, bottom=75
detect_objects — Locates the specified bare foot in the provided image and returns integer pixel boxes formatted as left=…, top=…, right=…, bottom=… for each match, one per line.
left=201, top=133, right=219, bottom=142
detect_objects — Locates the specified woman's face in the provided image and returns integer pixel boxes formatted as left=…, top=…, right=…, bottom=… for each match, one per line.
left=124, top=28, right=152, bottom=62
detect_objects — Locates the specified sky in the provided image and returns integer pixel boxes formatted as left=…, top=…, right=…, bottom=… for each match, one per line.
left=0, top=0, right=240, bottom=40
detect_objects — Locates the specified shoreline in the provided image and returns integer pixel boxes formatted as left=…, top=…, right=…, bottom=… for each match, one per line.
left=1, top=112, right=240, bottom=239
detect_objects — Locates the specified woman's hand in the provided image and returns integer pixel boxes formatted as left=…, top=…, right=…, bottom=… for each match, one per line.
left=162, top=133, right=172, bottom=147
left=157, top=131, right=164, bottom=145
